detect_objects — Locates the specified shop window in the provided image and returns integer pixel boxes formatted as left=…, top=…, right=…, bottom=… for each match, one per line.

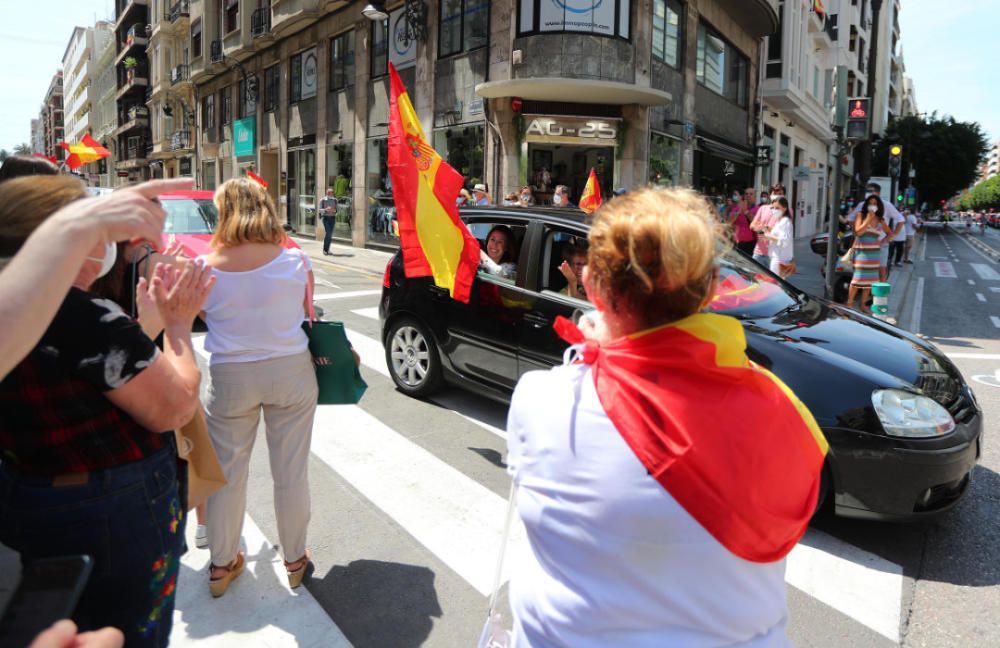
left=202, top=160, right=216, bottom=191
left=517, top=0, right=630, bottom=39
left=220, top=88, right=232, bottom=125
left=325, top=143, right=354, bottom=239
left=290, top=53, right=302, bottom=102
left=440, top=0, right=489, bottom=58
left=239, top=77, right=256, bottom=118
left=649, top=132, right=681, bottom=187
left=696, top=22, right=748, bottom=107
left=330, top=31, right=355, bottom=91
left=202, top=94, right=215, bottom=129
left=432, top=126, right=485, bottom=189
left=651, top=0, right=682, bottom=68
left=367, top=138, right=396, bottom=244
left=264, top=64, right=279, bottom=112
left=224, top=0, right=239, bottom=34
left=371, top=19, right=389, bottom=78
left=192, top=19, right=202, bottom=59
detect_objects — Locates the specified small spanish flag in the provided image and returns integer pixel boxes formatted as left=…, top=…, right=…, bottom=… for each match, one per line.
left=59, top=134, right=110, bottom=170
left=578, top=168, right=602, bottom=214
left=387, top=62, right=480, bottom=303
left=246, top=169, right=268, bottom=188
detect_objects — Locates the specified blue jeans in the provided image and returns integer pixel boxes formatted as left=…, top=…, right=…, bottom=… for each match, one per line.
left=753, top=254, right=769, bottom=267
left=0, top=445, right=184, bottom=648
left=321, top=215, right=336, bottom=253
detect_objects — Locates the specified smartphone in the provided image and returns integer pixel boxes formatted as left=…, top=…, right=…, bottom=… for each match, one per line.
left=0, top=555, right=93, bottom=646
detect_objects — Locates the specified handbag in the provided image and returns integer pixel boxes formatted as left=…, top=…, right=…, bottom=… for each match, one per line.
left=303, top=281, right=368, bottom=405
left=174, top=407, right=227, bottom=511
left=778, top=259, right=797, bottom=278
left=477, top=483, right=518, bottom=648
left=839, top=244, right=856, bottom=266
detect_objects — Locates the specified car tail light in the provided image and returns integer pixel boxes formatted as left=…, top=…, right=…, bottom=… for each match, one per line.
left=382, top=257, right=393, bottom=288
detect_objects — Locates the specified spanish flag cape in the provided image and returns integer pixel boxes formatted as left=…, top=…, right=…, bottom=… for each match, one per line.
left=59, top=134, right=110, bottom=171
left=578, top=167, right=602, bottom=214
left=555, top=312, right=828, bottom=563
left=387, top=63, right=480, bottom=303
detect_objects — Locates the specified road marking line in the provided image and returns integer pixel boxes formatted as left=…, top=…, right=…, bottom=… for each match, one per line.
left=907, top=277, right=924, bottom=334
left=171, top=515, right=352, bottom=647
left=310, top=403, right=527, bottom=597
left=977, top=293, right=987, bottom=302
left=946, top=353, right=1000, bottom=360
left=991, top=287, right=1000, bottom=293
left=930, top=256, right=948, bottom=259
left=992, top=316, right=1000, bottom=329
left=313, top=289, right=383, bottom=301
left=351, top=307, right=380, bottom=320
left=315, top=278, right=342, bottom=289
left=954, top=233, right=1000, bottom=264
left=970, top=263, right=1000, bottom=281
left=968, top=279, right=976, bottom=285
left=933, top=261, right=957, bottom=279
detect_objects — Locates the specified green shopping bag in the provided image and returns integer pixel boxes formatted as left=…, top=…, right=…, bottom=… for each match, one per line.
left=303, top=285, right=367, bottom=405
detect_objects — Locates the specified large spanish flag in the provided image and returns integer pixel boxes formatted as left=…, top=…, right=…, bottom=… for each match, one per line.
left=59, top=134, right=111, bottom=171
left=578, top=167, right=602, bottom=214
left=555, top=313, right=828, bottom=562
left=387, top=63, right=480, bottom=303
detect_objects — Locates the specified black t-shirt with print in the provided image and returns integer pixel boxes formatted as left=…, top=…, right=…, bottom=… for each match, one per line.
left=0, top=288, right=166, bottom=475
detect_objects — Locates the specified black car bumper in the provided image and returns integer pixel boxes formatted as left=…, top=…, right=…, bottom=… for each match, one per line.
left=826, top=414, right=982, bottom=520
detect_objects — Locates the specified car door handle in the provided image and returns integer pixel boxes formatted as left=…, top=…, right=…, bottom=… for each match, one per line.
left=429, top=285, right=450, bottom=300
left=524, top=312, right=551, bottom=329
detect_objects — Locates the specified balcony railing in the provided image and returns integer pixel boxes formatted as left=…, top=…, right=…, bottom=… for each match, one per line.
left=210, top=40, right=223, bottom=64
left=167, top=0, right=189, bottom=22
left=170, top=129, right=192, bottom=151
left=170, top=64, right=189, bottom=85
left=125, top=23, right=148, bottom=42
left=251, top=6, right=271, bottom=37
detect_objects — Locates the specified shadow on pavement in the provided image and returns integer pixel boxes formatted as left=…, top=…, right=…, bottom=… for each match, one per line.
left=314, top=559, right=443, bottom=648
left=468, top=447, right=507, bottom=469
left=811, top=463, right=1000, bottom=588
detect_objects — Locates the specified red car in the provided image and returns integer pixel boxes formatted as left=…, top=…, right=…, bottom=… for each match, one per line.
left=159, top=190, right=300, bottom=257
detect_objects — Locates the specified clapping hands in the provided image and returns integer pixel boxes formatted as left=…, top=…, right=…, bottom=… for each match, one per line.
left=150, top=260, right=216, bottom=330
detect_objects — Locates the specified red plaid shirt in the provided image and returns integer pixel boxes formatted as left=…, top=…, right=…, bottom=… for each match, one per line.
left=0, top=289, right=166, bottom=475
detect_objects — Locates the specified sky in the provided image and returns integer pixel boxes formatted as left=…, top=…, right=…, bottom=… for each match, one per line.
left=1, top=0, right=998, bottom=152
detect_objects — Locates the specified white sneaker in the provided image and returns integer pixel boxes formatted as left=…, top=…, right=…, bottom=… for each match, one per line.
left=195, top=524, right=208, bottom=549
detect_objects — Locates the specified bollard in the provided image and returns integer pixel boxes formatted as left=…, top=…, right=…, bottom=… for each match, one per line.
left=871, top=282, right=891, bottom=319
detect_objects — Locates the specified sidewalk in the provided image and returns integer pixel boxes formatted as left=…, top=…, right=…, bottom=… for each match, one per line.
left=290, top=233, right=393, bottom=277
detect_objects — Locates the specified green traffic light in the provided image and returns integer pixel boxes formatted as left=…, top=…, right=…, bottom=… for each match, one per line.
left=897, top=195, right=903, bottom=202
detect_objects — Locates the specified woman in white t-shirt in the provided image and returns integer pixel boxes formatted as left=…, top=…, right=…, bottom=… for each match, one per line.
left=765, top=196, right=794, bottom=277
left=198, top=178, right=318, bottom=597
left=506, top=188, right=826, bottom=647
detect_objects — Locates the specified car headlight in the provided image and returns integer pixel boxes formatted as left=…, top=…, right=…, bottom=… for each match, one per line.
left=871, top=389, right=956, bottom=438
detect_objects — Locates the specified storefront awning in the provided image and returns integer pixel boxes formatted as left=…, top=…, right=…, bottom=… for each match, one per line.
left=697, top=136, right=755, bottom=164
left=475, top=78, right=672, bottom=107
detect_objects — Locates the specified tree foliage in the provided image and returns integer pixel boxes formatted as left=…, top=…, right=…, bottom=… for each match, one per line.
left=0, top=149, right=8, bottom=163
left=13, top=143, right=31, bottom=155
left=871, top=113, right=988, bottom=206
left=955, top=175, right=1000, bottom=210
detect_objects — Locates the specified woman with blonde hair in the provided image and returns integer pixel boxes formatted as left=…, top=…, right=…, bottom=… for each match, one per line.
left=505, top=187, right=827, bottom=647
left=0, top=175, right=212, bottom=647
left=198, top=177, right=318, bottom=597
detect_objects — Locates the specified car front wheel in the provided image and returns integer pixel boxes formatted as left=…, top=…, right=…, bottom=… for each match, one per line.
left=385, top=317, right=443, bottom=397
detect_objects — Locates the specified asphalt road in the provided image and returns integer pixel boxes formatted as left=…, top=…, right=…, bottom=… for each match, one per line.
left=167, top=233, right=997, bottom=647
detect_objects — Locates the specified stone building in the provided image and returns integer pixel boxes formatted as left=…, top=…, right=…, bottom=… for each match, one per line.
left=148, top=0, right=198, bottom=179
left=190, top=0, right=777, bottom=248
left=41, top=71, right=65, bottom=164
left=114, top=0, right=153, bottom=183
left=63, top=22, right=114, bottom=184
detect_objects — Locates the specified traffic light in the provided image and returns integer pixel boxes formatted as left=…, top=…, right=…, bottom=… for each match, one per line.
left=888, top=144, right=902, bottom=177
left=845, top=98, right=871, bottom=141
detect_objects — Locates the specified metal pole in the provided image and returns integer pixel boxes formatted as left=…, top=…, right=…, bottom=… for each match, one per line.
left=890, top=173, right=898, bottom=211
left=825, top=128, right=844, bottom=300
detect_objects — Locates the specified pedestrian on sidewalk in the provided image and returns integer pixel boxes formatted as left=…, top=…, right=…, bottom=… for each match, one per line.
left=198, top=178, right=319, bottom=598
left=889, top=207, right=907, bottom=267
left=903, top=209, right=920, bottom=264
left=0, top=175, right=212, bottom=648
left=505, top=187, right=825, bottom=647
left=729, top=188, right=758, bottom=256
left=319, top=188, right=338, bottom=256
left=849, top=183, right=904, bottom=281
left=765, top=196, right=795, bottom=277
left=847, top=195, right=892, bottom=314
left=750, top=184, right=792, bottom=267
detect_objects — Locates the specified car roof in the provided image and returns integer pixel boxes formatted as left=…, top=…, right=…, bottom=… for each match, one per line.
left=159, top=190, right=214, bottom=200
left=460, top=205, right=590, bottom=229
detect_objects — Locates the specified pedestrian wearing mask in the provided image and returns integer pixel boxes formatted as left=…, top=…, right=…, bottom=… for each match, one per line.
left=0, top=175, right=213, bottom=648
left=506, top=187, right=826, bottom=647
left=730, top=188, right=758, bottom=256
left=198, top=178, right=319, bottom=597
left=750, top=184, right=792, bottom=267
left=849, top=184, right=903, bottom=282
left=847, top=194, right=892, bottom=313
left=765, top=197, right=795, bottom=277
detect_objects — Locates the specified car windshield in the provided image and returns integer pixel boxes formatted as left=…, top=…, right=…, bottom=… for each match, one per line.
left=162, top=198, right=218, bottom=234
left=706, top=251, right=800, bottom=318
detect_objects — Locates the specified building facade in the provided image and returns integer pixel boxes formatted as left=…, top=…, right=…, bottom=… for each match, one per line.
left=114, top=0, right=153, bottom=183
left=148, top=0, right=197, bottom=180
left=30, top=119, right=45, bottom=154
left=870, top=0, right=898, bottom=136
left=188, top=0, right=778, bottom=247
left=41, top=71, right=65, bottom=163
left=63, top=22, right=114, bottom=184
left=92, top=23, right=121, bottom=187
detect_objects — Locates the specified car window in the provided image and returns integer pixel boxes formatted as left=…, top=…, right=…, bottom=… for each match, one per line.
left=162, top=199, right=218, bottom=234
left=468, top=221, right=527, bottom=284
left=538, top=227, right=590, bottom=303
left=707, top=251, right=799, bottom=318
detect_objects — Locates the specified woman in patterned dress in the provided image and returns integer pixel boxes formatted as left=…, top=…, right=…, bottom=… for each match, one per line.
left=847, top=194, right=892, bottom=313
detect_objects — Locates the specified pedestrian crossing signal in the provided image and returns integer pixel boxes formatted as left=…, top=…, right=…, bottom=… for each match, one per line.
left=846, top=98, right=871, bottom=141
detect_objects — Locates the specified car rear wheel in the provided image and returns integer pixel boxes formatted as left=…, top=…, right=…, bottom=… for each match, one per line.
left=386, top=317, right=443, bottom=397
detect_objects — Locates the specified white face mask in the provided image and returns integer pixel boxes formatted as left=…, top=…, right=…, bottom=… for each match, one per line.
left=867, top=205, right=878, bottom=213
left=86, top=242, right=117, bottom=279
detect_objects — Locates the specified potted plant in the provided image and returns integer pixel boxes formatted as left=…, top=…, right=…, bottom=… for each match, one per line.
left=124, top=56, right=137, bottom=83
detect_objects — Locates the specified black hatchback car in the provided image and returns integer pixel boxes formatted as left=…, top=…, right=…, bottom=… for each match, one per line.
left=379, top=207, right=983, bottom=520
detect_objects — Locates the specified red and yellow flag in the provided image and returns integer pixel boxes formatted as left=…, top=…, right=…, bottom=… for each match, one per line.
left=59, top=134, right=110, bottom=171
left=246, top=169, right=268, bottom=188
left=578, top=168, right=602, bottom=214
left=387, top=63, right=480, bottom=303
left=556, top=313, right=828, bottom=562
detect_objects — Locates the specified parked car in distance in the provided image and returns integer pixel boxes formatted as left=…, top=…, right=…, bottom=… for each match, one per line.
left=380, top=206, right=982, bottom=522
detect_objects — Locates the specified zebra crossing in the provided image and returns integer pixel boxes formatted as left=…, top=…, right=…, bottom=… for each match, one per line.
left=171, top=285, right=905, bottom=647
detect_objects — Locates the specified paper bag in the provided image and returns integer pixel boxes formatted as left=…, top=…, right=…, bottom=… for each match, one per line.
left=174, top=407, right=226, bottom=511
